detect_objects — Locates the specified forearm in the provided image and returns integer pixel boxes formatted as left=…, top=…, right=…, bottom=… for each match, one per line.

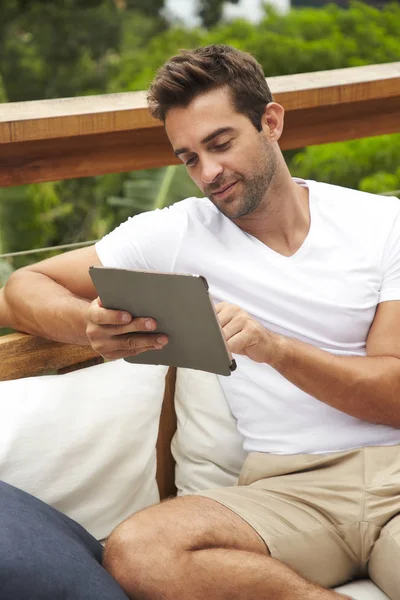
left=2, top=269, right=91, bottom=345
left=269, top=335, right=400, bottom=428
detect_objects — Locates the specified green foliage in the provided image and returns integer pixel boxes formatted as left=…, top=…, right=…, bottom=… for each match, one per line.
left=0, top=2, right=118, bottom=101
left=198, top=0, right=240, bottom=28
left=289, top=134, right=400, bottom=193
left=121, top=1, right=400, bottom=81
left=0, top=260, right=14, bottom=287
left=0, top=0, right=167, bottom=102
left=1, top=1, right=400, bottom=267
left=109, top=22, right=203, bottom=93
left=0, top=74, right=7, bottom=103
left=0, top=182, right=61, bottom=268
left=107, top=166, right=199, bottom=222
left=0, top=183, right=58, bottom=250
left=248, top=1, right=400, bottom=74
left=359, top=170, right=400, bottom=197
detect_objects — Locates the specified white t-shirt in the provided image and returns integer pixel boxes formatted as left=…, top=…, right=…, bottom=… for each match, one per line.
left=96, top=179, right=400, bottom=455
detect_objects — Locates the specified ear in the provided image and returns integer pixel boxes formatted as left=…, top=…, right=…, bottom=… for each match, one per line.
left=261, top=102, right=285, bottom=142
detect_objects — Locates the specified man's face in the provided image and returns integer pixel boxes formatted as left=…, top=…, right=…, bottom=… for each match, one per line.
left=165, top=87, right=278, bottom=221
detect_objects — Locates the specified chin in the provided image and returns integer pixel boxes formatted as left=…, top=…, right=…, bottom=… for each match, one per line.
left=216, top=201, right=242, bottom=220
left=227, top=200, right=257, bottom=220
left=211, top=195, right=242, bottom=217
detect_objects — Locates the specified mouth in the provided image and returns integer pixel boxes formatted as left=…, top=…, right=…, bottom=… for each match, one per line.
left=212, top=180, right=238, bottom=199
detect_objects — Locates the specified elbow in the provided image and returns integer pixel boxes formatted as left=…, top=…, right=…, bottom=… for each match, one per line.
left=0, top=268, right=32, bottom=328
left=363, top=368, right=400, bottom=429
left=0, top=284, right=12, bottom=327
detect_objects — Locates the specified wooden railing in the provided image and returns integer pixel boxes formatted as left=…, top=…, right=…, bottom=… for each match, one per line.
left=0, top=62, right=399, bottom=187
left=0, top=62, right=399, bottom=498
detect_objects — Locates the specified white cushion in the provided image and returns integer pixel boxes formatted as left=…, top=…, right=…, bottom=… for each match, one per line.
left=336, top=580, right=390, bottom=599
left=172, top=368, right=246, bottom=495
left=172, top=369, right=389, bottom=598
left=0, top=360, right=167, bottom=541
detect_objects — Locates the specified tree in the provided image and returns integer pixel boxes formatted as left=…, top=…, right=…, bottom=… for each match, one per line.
left=289, top=134, right=400, bottom=196
left=0, top=0, right=169, bottom=275
left=1, top=1, right=400, bottom=278
left=198, top=0, right=240, bottom=28
left=117, top=1, right=400, bottom=85
left=0, top=0, right=167, bottom=102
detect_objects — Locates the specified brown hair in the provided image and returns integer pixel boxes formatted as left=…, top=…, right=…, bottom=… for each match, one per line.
left=147, top=44, right=273, bottom=131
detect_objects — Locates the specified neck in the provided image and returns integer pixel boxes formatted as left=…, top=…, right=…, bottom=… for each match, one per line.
left=233, top=164, right=310, bottom=257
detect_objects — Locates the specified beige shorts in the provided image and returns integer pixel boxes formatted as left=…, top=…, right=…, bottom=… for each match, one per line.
left=197, top=445, right=400, bottom=598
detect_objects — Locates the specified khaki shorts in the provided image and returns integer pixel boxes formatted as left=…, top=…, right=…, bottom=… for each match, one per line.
left=197, top=445, right=400, bottom=598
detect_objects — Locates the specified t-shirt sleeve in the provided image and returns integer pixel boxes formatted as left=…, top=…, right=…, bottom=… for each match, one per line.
left=379, top=202, right=400, bottom=303
left=95, top=202, right=189, bottom=272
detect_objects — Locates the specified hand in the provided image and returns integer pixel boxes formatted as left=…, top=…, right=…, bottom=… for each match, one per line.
left=216, top=302, right=279, bottom=364
left=86, top=297, right=168, bottom=360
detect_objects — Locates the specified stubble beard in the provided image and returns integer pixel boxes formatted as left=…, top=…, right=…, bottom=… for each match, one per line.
left=208, top=142, right=277, bottom=221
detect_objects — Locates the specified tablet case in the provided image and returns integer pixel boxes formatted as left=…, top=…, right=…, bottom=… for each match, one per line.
left=89, top=267, right=236, bottom=376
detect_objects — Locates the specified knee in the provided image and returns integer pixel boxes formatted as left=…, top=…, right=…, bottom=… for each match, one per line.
left=104, top=497, right=208, bottom=571
left=103, top=496, right=227, bottom=599
left=103, top=512, right=183, bottom=600
left=104, top=517, right=153, bottom=576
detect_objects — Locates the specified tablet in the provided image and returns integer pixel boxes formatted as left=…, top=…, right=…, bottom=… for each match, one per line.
left=89, top=267, right=236, bottom=376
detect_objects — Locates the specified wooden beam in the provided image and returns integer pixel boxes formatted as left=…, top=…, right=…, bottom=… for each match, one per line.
left=282, top=96, right=400, bottom=149
left=0, top=127, right=178, bottom=187
left=0, top=331, right=100, bottom=380
left=156, top=367, right=177, bottom=500
left=0, top=91, right=155, bottom=144
left=0, top=62, right=399, bottom=187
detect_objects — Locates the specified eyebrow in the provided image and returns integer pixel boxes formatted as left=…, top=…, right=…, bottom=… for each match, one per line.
left=174, top=127, right=235, bottom=157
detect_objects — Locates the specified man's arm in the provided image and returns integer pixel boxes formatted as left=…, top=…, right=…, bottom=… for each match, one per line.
left=0, top=287, right=10, bottom=326
left=1, top=246, right=102, bottom=344
left=1, top=245, right=168, bottom=356
left=217, top=300, right=400, bottom=429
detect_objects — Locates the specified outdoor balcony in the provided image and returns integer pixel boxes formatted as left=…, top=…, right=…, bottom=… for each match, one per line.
left=0, top=60, right=399, bottom=376
left=0, top=61, right=399, bottom=599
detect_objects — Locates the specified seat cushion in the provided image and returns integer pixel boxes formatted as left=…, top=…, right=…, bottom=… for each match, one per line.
left=335, top=579, right=390, bottom=599
left=0, top=360, right=167, bottom=540
left=0, top=480, right=128, bottom=599
left=172, top=368, right=246, bottom=495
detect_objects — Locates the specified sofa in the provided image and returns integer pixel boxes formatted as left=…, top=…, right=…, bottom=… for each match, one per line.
left=0, top=352, right=391, bottom=599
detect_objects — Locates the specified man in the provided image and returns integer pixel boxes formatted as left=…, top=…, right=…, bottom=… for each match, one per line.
left=1, top=44, right=400, bottom=600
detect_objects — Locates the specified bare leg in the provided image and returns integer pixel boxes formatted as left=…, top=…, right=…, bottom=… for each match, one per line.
left=104, top=496, right=352, bottom=600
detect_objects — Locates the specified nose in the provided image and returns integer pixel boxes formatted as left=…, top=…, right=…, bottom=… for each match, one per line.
left=200, top=157, right=223, bottom=185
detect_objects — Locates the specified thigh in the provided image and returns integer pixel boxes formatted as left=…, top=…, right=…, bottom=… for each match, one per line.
left=0, top=480, right=129, bottom=599
left=197, top=450, right=369, bottom=589
left=118, top=494, right=268, bottom=557
left=369, top=514, right=400, bottom=600
left=198, top=485, right=362, bottom=589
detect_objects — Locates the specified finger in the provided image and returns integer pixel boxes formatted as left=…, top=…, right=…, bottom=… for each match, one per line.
left=226, top=331, right=252, bottom=355
left=219, top=309, right=248, bottom=333
left=222, top=317, right=246, bottom=342
left=89, top=300, right=158, bottom=333
left=96, top=317, right=158, bottom=335
left=215, top=301, right=230, bottom=314
left=122, top=333, right=168, bottom=353
left=91, top=333, right=168, bottom=360
left=89, top=299, right=132, bottom=326
left=216, top=304, right=243, bottom=328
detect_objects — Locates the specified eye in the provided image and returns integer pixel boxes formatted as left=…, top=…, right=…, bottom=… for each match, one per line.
left=214, top=141, right=231, bottom=151
left=185, top=155, right=197, bottom=167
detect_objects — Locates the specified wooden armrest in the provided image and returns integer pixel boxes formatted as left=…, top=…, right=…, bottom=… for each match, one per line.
left=0, top=331, right=101, bottom=381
